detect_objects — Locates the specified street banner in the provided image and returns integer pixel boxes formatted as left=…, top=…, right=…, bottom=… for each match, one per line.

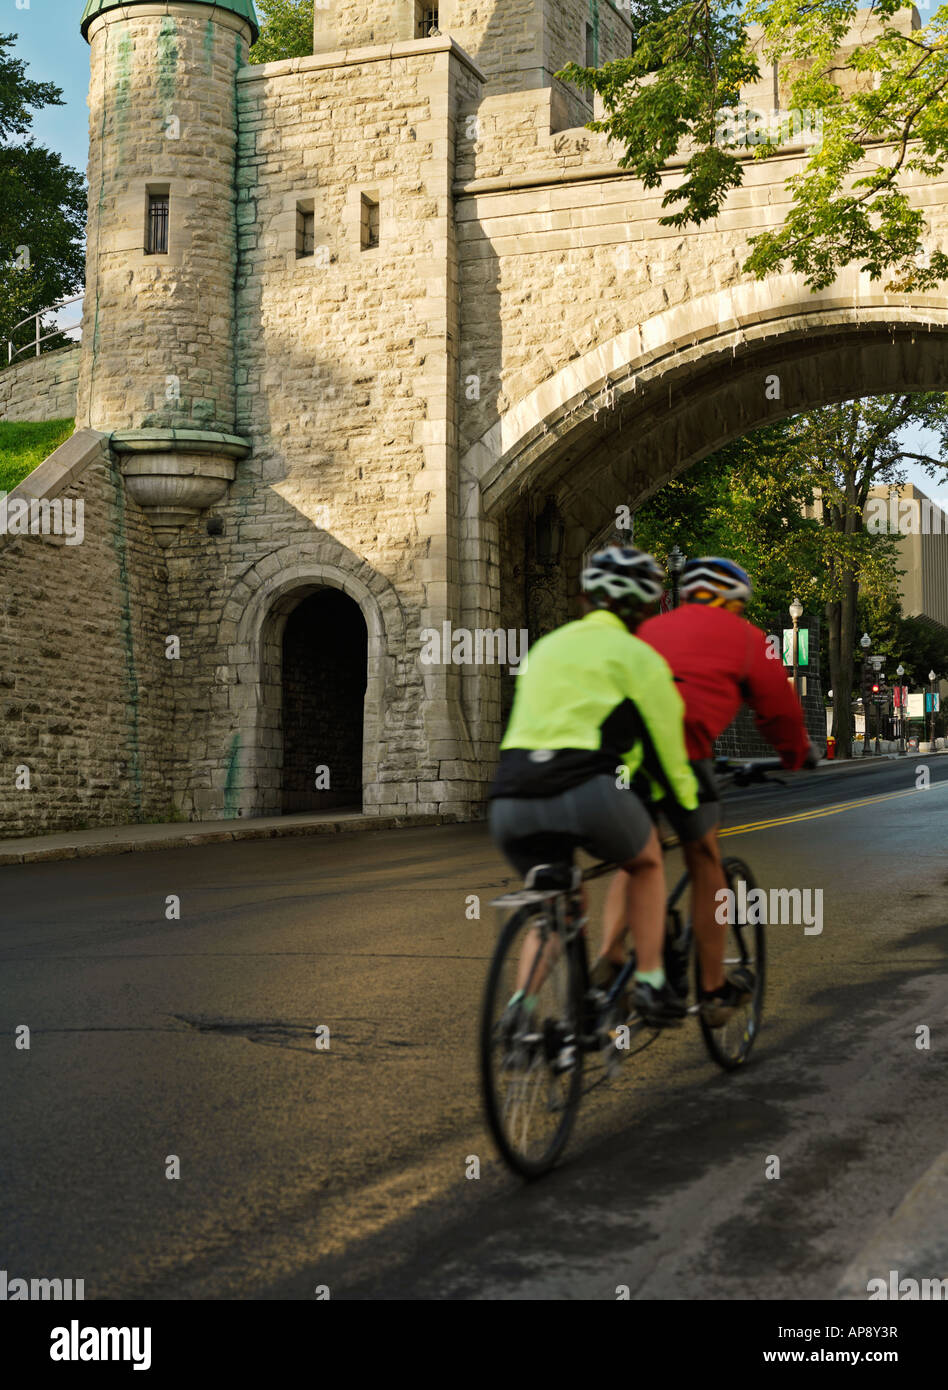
left=782, top=629, right=809, bottom=666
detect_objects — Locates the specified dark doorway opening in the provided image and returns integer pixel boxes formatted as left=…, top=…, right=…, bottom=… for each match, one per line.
left=281, top=588, right=368, bottom=813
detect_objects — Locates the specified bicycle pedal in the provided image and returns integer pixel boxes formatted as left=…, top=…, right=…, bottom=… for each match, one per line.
left=552, top=1046, right=577, bottom=1074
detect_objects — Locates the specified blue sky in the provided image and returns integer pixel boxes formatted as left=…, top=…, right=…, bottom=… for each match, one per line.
left=7, top=3, right=92, bottom=175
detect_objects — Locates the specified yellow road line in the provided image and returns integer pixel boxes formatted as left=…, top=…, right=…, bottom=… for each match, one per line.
left=720, top=781, right=948, bottom=838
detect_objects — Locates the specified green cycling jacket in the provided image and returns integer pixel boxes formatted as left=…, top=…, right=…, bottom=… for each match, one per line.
left=490, top=608, right=699, bottom=808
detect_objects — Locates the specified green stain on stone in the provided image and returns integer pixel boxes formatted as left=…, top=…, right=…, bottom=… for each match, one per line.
left=157, top=18, right=178, bottom=108
left=113, top=29, right=132, bottom=165
left=204, top=17, right=216, bottom=70
left=108, top=455, right=144, bottom=821
left=223, top=734, right=241, bottom=818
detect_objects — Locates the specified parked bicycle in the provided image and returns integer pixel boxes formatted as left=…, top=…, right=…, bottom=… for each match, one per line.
left=479, top=758, right=784, bottom=1179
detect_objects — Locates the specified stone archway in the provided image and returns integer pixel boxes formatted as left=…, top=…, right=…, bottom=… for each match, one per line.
left=453, top=271, right=948, bottom=772
left=460, top=272, right=948, bottom=515
left=222, top=547, right=403, bottom=819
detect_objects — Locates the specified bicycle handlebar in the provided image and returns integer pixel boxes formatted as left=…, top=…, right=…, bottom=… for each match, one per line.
left=714, top=756, right=786, bottom=787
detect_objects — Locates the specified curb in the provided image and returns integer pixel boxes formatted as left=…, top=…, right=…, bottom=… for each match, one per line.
left=812, top=750, right=948, bottom=773
left=2, top=751, right=943, bottom=868
left=836, top=1150, right=948, bottom=1300
left=0, top=811, right=467, bottom=867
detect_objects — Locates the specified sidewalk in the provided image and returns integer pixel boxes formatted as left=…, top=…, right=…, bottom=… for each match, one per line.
left=836, top=1149, right=948, bottom=1299
left=0, top=809, right=461, bottom=867
left=1, top=749, right=942, bottom=867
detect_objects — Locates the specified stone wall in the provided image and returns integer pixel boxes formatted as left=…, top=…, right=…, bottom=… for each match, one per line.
left=0, top=447, right=173, bottom=838
left=143, top=37, right=487, bottom=822
left=0, top=348, right=80, bottom=423
left=542, top=0, right=633, bottom=127
left=441, top=0, right=543, bottom=94
left=7, top=3, right=947, bottom=837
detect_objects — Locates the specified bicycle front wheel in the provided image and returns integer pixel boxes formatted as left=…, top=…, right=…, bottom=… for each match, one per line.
left=698, top=856, right=766, bottom=1071
left=479, top=904, right=585, bottom=1179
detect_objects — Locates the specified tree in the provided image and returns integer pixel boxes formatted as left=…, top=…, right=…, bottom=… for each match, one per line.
left=781, top=395, right=948, bottom=755
left=631, top=420, right=823, bottom=625
left=855, top=593, right=948, bottom=690
left=0, top=35, right=85, bottom=360
left=558, top=1, right=948, bottom=292
left=636, top=394, right=948, bottom=757
left=249, top=0, right=314, bottom=64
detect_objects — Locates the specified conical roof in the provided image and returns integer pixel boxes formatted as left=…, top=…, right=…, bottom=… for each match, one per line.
left=80, top=0, right=259, bottom=43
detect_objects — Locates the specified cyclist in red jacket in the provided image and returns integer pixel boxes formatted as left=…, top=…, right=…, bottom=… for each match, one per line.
left=612, top=557, right=819, bottom=1026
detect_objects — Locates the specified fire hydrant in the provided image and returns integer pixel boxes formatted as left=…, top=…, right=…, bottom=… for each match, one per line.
left=826, top=736, right=836, bottom=760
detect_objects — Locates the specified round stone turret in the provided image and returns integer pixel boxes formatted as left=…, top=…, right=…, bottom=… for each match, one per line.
left=76, top=0, right=256, bottom=544
left=80, top=0, right=258, bottom=43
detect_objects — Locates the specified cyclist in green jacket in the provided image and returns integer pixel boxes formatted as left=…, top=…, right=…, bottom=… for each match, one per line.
left=489, top=547, right=699, bottom=1025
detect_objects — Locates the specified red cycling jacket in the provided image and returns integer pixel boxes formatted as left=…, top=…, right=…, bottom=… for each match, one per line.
left=637, top=604, right=811, bottom=769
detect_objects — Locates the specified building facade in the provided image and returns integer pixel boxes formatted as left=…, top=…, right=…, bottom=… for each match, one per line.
left=9, top=2, right=948, bottom=835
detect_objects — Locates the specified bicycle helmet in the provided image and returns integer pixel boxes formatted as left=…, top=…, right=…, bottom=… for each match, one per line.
left=581, top=546, right=666, bottom=606
left=679, top=556, right=753, bottom=605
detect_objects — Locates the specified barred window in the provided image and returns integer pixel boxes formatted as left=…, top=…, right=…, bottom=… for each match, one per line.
left=146, top=193, right=169, bottom=255
left=416, top=5, right=438, bottom=38
left=585, top=22, right=595, bottom=69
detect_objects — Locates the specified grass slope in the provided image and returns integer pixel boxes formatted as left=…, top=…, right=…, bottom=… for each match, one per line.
left=0, top=419, right=75, bottom=493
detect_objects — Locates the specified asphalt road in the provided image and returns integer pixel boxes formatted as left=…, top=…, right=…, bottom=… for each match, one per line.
left=1, top=756, right=946, bottom=1300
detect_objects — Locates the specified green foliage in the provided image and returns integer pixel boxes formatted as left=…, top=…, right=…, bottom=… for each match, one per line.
left=560, top=3, right=758, bottom=228
left=633, top=393, right=948, bottom=694
left=632, top=421, right=823, bottom=624
left=249, top=0, right=314, bottom=64
left=0, top=35, right=85, bottom=352
left=856, top=591, right=948, bottom=686
left=557, top=2, right=948, bottom=289
left=0, top=418, right=74, bottom=491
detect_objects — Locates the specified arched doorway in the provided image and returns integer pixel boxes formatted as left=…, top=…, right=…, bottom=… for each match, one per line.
left=281, top=588, right=368, bottom=813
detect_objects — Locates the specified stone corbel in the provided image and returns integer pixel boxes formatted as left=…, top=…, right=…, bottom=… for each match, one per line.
left=110, top=429, right=251, bottom=547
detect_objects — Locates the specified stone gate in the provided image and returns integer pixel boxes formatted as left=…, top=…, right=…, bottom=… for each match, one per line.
left=2, top=0, right=947, bottom=835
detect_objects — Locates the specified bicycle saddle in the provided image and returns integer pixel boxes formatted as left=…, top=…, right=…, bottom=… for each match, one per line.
left=525, top=862, right=578, bottom=891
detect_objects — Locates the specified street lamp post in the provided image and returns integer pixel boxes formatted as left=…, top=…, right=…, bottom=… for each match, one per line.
left=860, top=632, right=872, bottom=757
left=870, top=654, right=884, bottom=755
left=929, top=669, right=937, bottom=748
left=896, top=664, right=905, bottom=754
left=668, top=545, right=685, bottom=609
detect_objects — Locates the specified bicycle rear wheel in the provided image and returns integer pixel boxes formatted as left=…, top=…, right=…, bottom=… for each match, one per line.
left=698, top=856, right=766, bottom=1071
left=480, top=903, right=585, bottom=1179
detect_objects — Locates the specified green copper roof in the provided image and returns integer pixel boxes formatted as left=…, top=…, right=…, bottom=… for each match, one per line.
left=80, top=0, right=259, bottom=43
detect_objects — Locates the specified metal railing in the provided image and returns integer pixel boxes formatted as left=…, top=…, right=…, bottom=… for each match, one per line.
left=6, top=294, right=83, bottom=365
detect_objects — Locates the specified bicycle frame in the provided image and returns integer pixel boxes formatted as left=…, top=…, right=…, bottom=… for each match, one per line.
left=488, top=757, right=784, bottom=1034
left=600, top=864, right=691, bottom=1014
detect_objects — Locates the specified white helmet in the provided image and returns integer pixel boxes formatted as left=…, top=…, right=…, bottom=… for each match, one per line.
left=581, top=546, right=666, bottom=606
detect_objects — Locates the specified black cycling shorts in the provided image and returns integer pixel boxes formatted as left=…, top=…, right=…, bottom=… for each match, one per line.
left=655, top=758, right=721, bottom=843
left=489, top=773, right=654, bottom=879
